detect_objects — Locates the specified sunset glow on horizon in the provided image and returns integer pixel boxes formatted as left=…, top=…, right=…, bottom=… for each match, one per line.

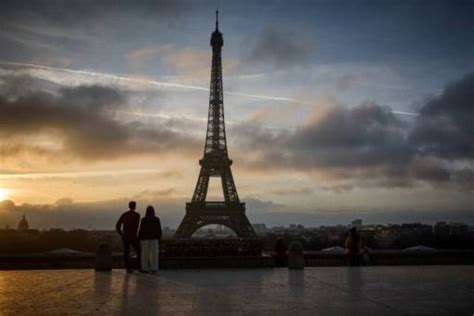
left=0, top=188, right=10, bottom=202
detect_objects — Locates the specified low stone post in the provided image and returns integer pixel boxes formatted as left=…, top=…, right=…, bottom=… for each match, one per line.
left=288, top=241, right=304, bottom=269
left=95, top=242, right=112, bottom=271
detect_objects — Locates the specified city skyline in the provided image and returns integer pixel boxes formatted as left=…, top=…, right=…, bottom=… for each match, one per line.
left=0, top=0, right=473, bottom=229
left=6, top=211, right=472, bottom=231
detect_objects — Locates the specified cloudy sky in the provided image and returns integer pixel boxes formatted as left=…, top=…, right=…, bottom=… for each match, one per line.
left=0, top=0, right=473, bottom=229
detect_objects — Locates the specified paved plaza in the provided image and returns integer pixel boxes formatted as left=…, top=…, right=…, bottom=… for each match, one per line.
left=0, top=266, right=473, bottom=315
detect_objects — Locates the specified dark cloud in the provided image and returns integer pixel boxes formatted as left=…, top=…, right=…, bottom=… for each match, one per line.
left=410, top=72, right=474, bottom=159
left=0, top=0, right=192, bottom=27
left=410, top=161, right=473, bottom=191
left=244, top=27, right=313, bottom=68
left=410, top=158, right=451, bottom=183
left=231, top=73, right=474, bottom=191
left=234, top=103, right=411, bottom=169
left=134, top=188, right=176, bottom=199
left=0, top=0, right=195, bottom=66
left=270, top=187, right=313, bottom=195
left=0, top=79, right=200, bottom=161
left=1, top=67, right=472, bottom=192
left=0, top=74, right=39, bottom=97
left=320, top=184, right=355, bottom=194
left=289, top=104, right=412, bottom=168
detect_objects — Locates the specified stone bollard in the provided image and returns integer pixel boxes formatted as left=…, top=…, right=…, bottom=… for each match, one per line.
left=95, top=242, right=112, bottom=271
left=288, top=241, right=304, bottom=269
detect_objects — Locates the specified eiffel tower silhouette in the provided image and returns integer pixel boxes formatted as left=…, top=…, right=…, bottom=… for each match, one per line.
left=174, top=11, right=256, bottom=239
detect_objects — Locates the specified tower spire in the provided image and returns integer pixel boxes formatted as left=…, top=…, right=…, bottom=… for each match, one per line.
left=215, top=10, right=219, bottom=31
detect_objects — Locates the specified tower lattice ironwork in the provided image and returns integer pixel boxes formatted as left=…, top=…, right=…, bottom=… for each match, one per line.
left=174, top=11, right=256, bottom=239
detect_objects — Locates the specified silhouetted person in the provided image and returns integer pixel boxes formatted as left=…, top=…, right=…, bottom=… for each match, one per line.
left=273, top=238, right=288, bottom=267
left=345, top=227, right=362, bottom=266
left=138, top=205, right=162, bottom=273
left=362, top=246, right=371, bottom=266
left=116, top=201, right=141, bottom=272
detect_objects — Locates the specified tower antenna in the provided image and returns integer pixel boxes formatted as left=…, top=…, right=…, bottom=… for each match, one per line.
left=215, top=10, right=219, bottom=30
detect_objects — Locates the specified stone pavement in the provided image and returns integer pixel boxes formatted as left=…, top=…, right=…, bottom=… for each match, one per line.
left=0, top=266, right=473, bottom=315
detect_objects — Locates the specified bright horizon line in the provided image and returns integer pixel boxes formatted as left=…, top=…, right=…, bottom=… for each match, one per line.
left=0, top=168, right=167, bottom=179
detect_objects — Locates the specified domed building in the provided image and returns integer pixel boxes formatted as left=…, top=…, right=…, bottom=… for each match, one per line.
left=17, top=214, right=29, bottom=231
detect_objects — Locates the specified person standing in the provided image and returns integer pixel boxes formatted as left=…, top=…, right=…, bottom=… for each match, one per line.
left=116, top=201, right=141, bottom=272
left=272, top=238, right=288, bottom=267
left=345, top=227, right=362, bottom=266
left=138, top=205, right=162, bottom=273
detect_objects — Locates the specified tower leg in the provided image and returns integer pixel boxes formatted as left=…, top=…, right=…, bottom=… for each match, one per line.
left=175, top=213, right=199, bottom=239
left=192, top=169, right=210, bottom=202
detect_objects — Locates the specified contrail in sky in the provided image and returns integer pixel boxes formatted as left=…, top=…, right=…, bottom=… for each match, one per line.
left=391, top=110, right=419, bottom=116
left=0, top=61, right=419, bottom=116
left=0, top=62, right=297, bottom=102
left=108, top=109, right=210, bottom=122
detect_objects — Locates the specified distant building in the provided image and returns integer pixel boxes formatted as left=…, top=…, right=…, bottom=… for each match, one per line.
left=375, top=226, right=399, bottom=248
left=450, top=223, right=468, bottom=236
left=400, top=223, right=432, bottom=234
left=289, top=224, right=305, bottom=230
left=252, top=223, right=268, bottom=234
left=162, top=226, right=175, bottom=238
left=270, top=226, right=287, bottom=234
left=434, top=222, right=450, bottom=235
left=17, top=215, right=29, bottom=231
left=351, top=219, right=362, bottom=229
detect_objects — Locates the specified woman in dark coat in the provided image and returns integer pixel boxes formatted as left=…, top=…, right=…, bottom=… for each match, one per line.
left=138, top=205, right=162, bottom=273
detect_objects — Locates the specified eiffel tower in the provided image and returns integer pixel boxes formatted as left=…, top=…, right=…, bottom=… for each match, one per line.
left=174, top=11, right=256, bottom=239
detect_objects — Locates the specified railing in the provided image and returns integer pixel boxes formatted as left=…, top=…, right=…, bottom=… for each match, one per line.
left=186, top=201, right=245, bottom=209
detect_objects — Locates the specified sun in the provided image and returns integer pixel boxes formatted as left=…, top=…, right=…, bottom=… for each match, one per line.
left=0, top=188, right=10, bottom=201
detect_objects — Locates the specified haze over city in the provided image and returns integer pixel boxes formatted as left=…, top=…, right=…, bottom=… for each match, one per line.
left=0, top=0, right=473, bottom=229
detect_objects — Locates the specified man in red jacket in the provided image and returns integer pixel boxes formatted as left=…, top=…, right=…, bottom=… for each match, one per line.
left=116, top=201, right=141, bottom=272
